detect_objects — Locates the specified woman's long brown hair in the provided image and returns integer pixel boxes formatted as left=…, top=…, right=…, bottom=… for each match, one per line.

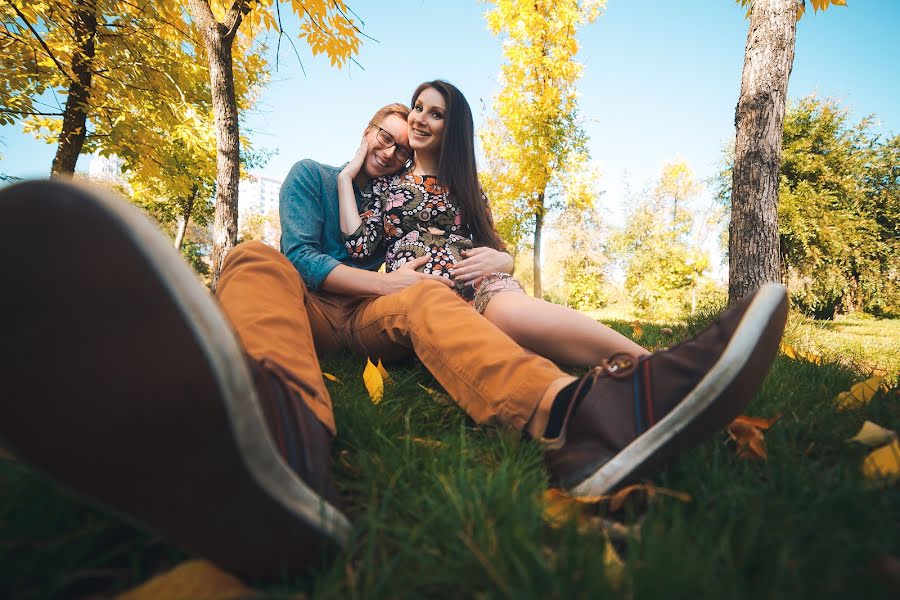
left=411, top=80, right=506, bottom=251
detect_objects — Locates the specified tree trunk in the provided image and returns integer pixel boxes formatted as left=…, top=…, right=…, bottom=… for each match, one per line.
left=51, top=0, right=97, bottom=177
left=187, top=0, right=244, bottom=290
left=533, top=198, right=543, bottom=299
left=173, top=188, right=197, bottom=250
left=728, top=0, right=797, bottom=304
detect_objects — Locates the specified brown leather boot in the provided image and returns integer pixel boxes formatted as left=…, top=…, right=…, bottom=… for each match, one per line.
left=0, top=180, right=350, bottom=578
left=545, top=283, right=788, bottom=496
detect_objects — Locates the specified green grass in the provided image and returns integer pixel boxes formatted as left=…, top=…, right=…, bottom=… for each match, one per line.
left=1, top=312, right=898, bottom=599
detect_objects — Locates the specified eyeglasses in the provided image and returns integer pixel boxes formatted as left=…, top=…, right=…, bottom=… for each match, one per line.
left=374, top=126, right=412, bottom=163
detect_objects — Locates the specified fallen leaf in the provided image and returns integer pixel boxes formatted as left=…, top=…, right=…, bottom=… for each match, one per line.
left=608, top=483, right=692, bottom=512
left=418, top=383, right=452, bottom=404
left=376, top=359, right=389, bottom=381
left=847, top=421, right=897, bottom=448
left=363, top=357, right=384, bottom=404
left=660, top=327, right=673, bottom=336
left=630, top=319, right=643, bottom=339
left=726, top=414, right=781, bottom=461
left=603, top=538, right=625, bottom=588
left=834, top=376, right=884, bottom=411
left=0, top=446, right=14, bottom=462
left=780, top=343, right=821, bottom=364
left=862, top=438, right=900, bottom=486
left=115, top=559, right=252, bottom=600
left=322, top=372, right=340, bottom=383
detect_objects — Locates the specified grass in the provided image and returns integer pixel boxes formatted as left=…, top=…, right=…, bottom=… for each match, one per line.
left=1, top=310, right=898, bottom=599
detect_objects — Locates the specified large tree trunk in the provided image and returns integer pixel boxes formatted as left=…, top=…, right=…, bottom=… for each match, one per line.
left=729, top=0, right=797, bottom=304
left=51, top=0, right=97, bottom=177
left=187, top=0, right=244, bottom=290
left=533, top=198, right=544, bottom=298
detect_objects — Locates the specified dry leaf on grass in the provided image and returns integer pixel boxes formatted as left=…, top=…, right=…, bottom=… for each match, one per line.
left=543, top=484, right=690, bottom=528
left=726, top=413, right=782, bottom=461
left=376, top=359, right=389, bottom=381
left=115, top=559, right=253, bottom=600
left=630, top=320, right=643, bottom=339
left=0, top=446, right=15, bottom=462
left=322, top=372, right=340, bottom=383
left=363, top=357, right=384, bottom=404
left=418, top=383, right=452, bottom=404
left=834, top=376, right=885, bottom=411
left=862, top=438, right=900, bottom=486
left=603, top=538, right=626, bottom=588
left=780, top=343, right=822, bottom=365
left=847, top=421, right=897, bottom=447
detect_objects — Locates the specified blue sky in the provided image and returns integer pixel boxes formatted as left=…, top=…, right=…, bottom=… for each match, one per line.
left=2, top=0, right=898, bottom=231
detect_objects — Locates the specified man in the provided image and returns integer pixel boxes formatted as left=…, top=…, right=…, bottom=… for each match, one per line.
left=0, top=103, right=788, bottom=578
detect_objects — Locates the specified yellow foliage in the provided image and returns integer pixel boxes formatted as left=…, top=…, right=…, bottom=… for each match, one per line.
left=847, top=421, right=897, bottom=448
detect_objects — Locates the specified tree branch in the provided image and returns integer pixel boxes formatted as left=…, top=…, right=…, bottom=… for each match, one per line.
left=4, top=0, right=75, bottom=83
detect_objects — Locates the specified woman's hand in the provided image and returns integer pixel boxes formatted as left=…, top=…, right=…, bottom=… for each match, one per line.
left=340, top=135, right=369, bottom=181
left=451, top=247, right=514, bottom=288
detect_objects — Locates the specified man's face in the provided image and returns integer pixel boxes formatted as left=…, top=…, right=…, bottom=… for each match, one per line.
left=363, top=114, right=411, bottom=179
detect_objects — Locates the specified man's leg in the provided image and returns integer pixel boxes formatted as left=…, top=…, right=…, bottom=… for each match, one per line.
left=347, top=279, right=571, bottom=430
left=345, top=279, right=787, bottom=497
left=0, top=181, right=348, bottom=578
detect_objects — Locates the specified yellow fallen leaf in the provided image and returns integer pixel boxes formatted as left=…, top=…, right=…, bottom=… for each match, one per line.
left=376, top=359, right=389, bottom=380
left=726, top=413, right=781, bottom=461
left=630, top=320, right=643, bottom=339
left=410, top=436, right=444, bottom=449
left=363, top=357, right=384, bottom=404
left=834, top=376, right=884, bottom=411
left=115, top=559, right=252, bottom=600
left=603, top=538, right=625, bottom=588
left=780, top=343, right=821, bottom=364
left=862, top=438, right=900, bottom=486
left=322, top=372, right=340, bottom=383
left=418, top=383, right=452, bottom=404
left=847, top=421, right=897, bottom=448
left=0, top=446, right=14, bottom=462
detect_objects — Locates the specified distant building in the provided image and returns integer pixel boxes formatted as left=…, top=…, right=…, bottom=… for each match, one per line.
left=239, top=173, right=283, bottom=248
left=88, top=152, right=125, bottom=183
left=239, top=173, right=281, bottom=220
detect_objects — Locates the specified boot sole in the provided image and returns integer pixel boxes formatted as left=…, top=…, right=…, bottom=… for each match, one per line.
left=0, top=181, right=350, bottom=577
left=570, top=283, right=788, bottom=497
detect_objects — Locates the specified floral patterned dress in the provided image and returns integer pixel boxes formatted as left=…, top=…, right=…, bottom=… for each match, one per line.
left=343, top=171, right=523, bottom=312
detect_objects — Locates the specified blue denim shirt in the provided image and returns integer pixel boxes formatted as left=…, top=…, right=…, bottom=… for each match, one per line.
left=279, top=159, right=385, bottom=292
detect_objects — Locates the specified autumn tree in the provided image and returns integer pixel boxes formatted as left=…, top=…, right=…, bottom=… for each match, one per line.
left=729, top=0, right=846, bottom=304
left=717, top=96, right=899, bottom=318
left=480, top=0, right=601, bottom=298
left=185, top=0, right=362, bottom=288
left=615, top=160, right=713, bottom=318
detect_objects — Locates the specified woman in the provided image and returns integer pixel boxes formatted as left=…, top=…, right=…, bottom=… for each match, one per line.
left=337, top=80, right=647, bottom=366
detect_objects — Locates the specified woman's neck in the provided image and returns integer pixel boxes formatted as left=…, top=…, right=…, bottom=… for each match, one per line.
left=412, top=151, right=440, bottom=176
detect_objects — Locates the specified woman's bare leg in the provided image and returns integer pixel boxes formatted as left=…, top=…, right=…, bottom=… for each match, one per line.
left=482, top=292, right=650, bottom=367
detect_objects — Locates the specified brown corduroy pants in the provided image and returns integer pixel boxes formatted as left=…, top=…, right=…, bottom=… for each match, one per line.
left=215, top=242, right=566, bottom=435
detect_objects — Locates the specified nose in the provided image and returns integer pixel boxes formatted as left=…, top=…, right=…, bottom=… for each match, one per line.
left=384, top=145, right=397, bottom=160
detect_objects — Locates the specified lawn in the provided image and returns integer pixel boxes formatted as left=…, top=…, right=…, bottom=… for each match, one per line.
left=1, top=310, right=898, bottom=599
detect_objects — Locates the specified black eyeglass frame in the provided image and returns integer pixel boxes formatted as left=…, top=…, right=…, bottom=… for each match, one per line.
left=373, top=126, right=412, bottom=163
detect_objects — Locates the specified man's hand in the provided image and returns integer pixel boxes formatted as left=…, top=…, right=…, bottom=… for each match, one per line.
left=380, top=256, right=454, bottom=295
left=451, top=247, right=513, bottom=288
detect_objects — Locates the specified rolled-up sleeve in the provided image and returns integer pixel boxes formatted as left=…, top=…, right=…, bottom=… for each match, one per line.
left=279, top=160, right=340, bottom=292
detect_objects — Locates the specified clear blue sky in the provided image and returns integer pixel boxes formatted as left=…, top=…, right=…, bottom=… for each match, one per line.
left=2, top=0, right=898, bottom=230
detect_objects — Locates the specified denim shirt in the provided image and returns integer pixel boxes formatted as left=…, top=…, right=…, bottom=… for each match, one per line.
left=279, top=159, right=385, bottom=292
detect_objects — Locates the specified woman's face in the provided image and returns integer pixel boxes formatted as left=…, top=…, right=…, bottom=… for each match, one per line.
left=408, top=87, right=446, bottom=156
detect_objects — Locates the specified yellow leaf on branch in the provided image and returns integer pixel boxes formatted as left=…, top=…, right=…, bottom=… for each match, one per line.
left=363, top=357, right=384, bottom=404
left=847, top=421, right=897, bottom=448
left=862, top=438, right=900, bottom=486
left=834, top=376, right=885, bottom=411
